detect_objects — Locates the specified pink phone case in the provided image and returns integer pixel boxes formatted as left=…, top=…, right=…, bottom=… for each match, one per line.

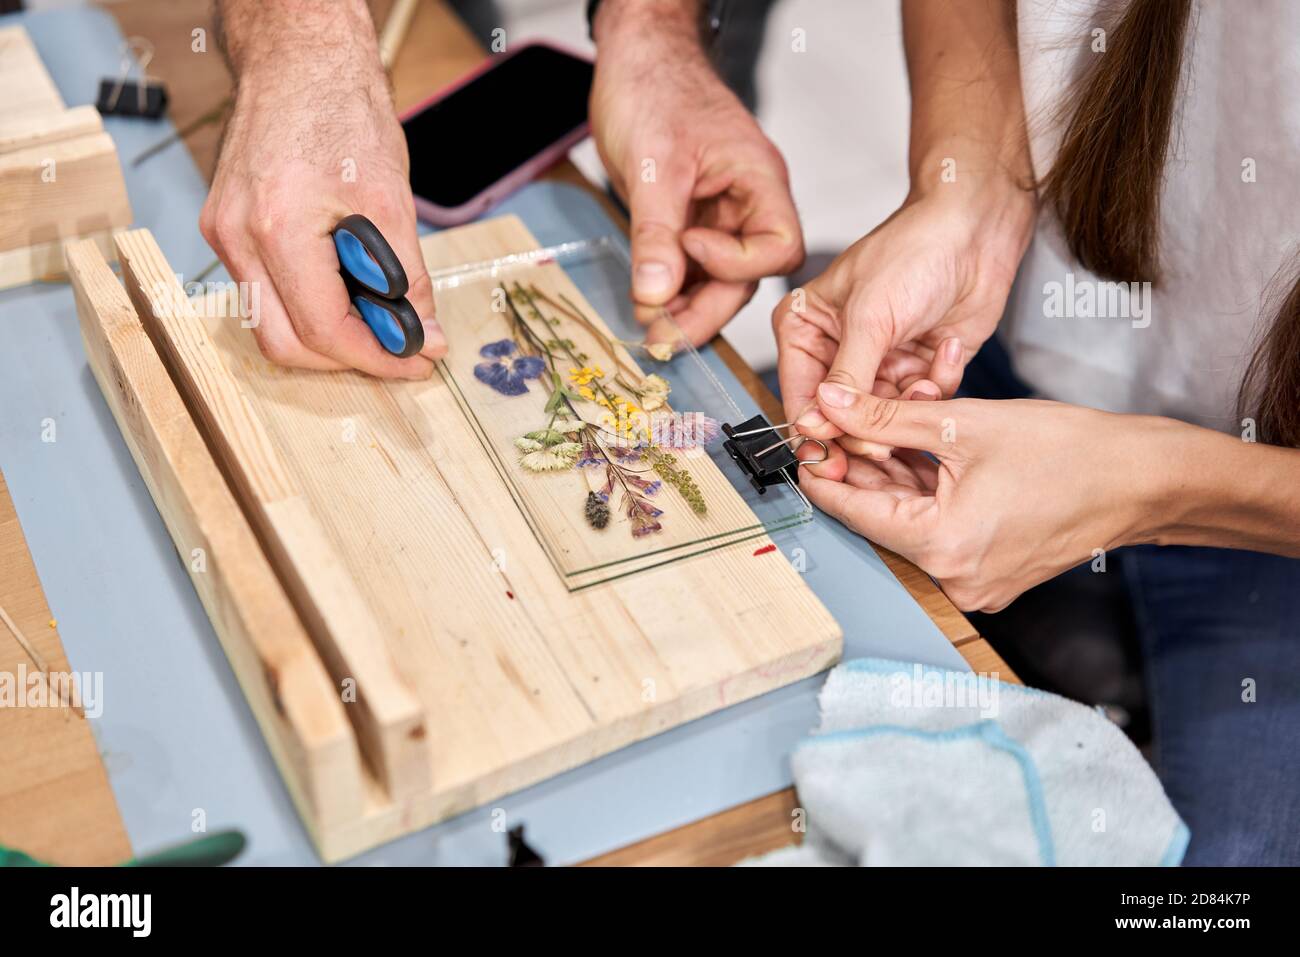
left=399, top=39, right=593, bottom=227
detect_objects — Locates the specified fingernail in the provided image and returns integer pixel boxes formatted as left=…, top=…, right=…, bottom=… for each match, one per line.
left=911, top=384, right=940, bottom=401
left=818, top=381, right=857, bottom=408
left=645, top=316, right=678, bottom=346
left=796, top=408, right=827, bottom=428
left=943, top=337, right=963, bottom=364
left=635, top=262, right=672, bottom=297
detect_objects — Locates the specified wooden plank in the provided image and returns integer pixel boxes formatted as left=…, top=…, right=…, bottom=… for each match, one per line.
left=0, top=227, right=119, bottom=292
left=582, top=788, right=801, bottom=867
left=0, top=25, right=66, bottom=122
left=957, top=638, right=1020, bottom=683
left=0, top=468, right=132, bottom=865
left=0, top=132, right=133, bottom=255
left=0, top=25, right=133, bottom=282
left=112, top=230, right=429, bottom=803
left=0, top=105, right=102, bottom=155
left=66, top=238, right=366, bottom=833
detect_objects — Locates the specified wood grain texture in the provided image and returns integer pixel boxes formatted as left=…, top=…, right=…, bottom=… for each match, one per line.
left=113, top=230, right=429, bottom=803
left=66, top=238, right=366, bottom=833
left=0, top=25, right=64, bottom=120
left=0, top=105, right=103, bottom=155
left=165, top=218, right=841, bottom=860
left=0, top=25, right=132, bottom=287
left=581, top=788, right=802, bottom=867
left=0, top=468, right=132, bottom=865
left=0, top=227, right=118, bottom=289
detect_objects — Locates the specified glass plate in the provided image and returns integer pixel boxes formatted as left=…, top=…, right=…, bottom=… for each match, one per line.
left=429, top=236, right=811, bottom=591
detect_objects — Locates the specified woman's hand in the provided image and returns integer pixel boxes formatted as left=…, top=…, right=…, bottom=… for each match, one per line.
left=773, top=176, right=1035, bottom=460
left=798, top=382, right=1184, bottom=612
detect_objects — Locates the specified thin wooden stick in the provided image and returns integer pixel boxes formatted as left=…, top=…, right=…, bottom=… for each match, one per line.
left=0, top=599, right=50, bottom=675
left=379, top=0, right=419, bottom=71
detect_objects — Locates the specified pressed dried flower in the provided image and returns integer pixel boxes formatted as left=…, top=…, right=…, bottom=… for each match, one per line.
left=474, top=339, right=546, bottom=396
left=646, top=342, right=674, bottom=362
left=650, top=411, right=720, bottom=449
left=643, top=446, right=707, bottom=515
left=515, top=437, right=582, bottom=472
left=584, top=491, right=610, bottom=529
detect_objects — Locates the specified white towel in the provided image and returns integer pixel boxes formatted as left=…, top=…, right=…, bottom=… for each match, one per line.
left=745, top=658, right=1189, bottom=866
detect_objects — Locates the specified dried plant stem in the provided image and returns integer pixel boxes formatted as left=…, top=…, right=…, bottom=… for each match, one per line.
left=526, top=285, right=644, bottom=381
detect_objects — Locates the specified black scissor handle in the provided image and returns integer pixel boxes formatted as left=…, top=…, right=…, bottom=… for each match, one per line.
left=347, top=281, right=425, bottom=359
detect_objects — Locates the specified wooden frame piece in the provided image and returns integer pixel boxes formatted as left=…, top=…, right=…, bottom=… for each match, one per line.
left=112, top=230, right=430, bottom=802
left=66, top=238, right=366, bottom=835
left=0, top=26, right=132, bottom=290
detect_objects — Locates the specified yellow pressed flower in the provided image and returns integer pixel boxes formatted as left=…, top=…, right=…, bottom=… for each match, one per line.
left=568, top=365, right=607, bottom=387
left=578, top=385, right=596, bottom=401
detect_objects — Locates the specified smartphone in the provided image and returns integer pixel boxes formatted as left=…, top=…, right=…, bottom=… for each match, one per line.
left=400, top=41, right=594, bottom=225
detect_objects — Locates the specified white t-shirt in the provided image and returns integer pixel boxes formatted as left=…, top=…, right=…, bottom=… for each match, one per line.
left=1004, top=0, right=1299, bottom=433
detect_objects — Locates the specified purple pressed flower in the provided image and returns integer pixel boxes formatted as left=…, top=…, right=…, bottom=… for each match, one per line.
left=650, top=412, right=721, bottom=449
left=474, top=339, right=546, bottom=396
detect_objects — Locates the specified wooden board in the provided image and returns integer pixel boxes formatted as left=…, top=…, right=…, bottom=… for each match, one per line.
left=0, top=25, right=132, bottom=288
left=66, top=238, right=367, bottom=838
left=81, top=222, right=840, bottom=861
left=0, top=467, right=132, bottom=865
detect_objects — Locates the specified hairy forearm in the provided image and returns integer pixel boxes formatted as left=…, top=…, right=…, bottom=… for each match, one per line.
left=1140, top=420, right=1300, bottom=557
left=592, top=0, right=708, bottom=60
left=902, top=0, right=1034, bottom=194
left=216, top=0, right=384, bottom=88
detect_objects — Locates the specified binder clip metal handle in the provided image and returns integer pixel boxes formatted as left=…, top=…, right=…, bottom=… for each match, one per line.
left=722, top=414, right=828, bottom=496
left=97, top=38, right=169, bottom=119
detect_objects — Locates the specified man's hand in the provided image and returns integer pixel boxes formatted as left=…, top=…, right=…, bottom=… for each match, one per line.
left=201, top=0, right=444, bottom=378
left=591, top=0, right=803, bottom=347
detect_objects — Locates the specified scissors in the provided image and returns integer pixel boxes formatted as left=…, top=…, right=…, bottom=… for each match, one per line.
left=331, top=214, right=424, bottom=358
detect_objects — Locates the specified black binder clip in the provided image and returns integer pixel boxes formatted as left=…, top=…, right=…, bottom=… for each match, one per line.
left=506, top=824, right=545, bottom=867
left=722, top=414, right=828, bottom=495
left=97, top=38, right=169, bottom=119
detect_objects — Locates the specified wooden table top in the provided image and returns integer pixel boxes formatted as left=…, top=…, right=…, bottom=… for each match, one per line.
left=101, top=0, right=1015, bottom=866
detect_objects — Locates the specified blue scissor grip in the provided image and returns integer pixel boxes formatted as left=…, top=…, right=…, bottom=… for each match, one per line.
left=351, top=288, right=424, bottom=359
left=332, top=214, right=409, bottom=299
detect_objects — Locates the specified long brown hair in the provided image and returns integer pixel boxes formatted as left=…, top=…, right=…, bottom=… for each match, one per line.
left=1041, top=0, right=1300, bottom=446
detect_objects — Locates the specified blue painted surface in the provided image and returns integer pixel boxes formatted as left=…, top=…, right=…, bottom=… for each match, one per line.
left=0, top=7, right=967, bottom=865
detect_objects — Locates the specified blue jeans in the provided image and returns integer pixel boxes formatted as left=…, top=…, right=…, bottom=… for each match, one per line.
left=1124, top=545, right=1300, bottom=865
left=963, top=337, right=1300, bottom=865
